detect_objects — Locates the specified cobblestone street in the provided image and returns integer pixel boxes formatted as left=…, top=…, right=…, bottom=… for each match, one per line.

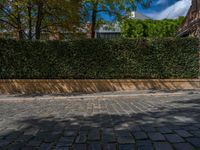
left=0, top=90, right=200, bottom=150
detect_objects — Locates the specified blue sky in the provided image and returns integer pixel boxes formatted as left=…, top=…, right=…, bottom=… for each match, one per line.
left=100, top=0, right=191, bottom=21
left=137, top=0, right=191, bottom=20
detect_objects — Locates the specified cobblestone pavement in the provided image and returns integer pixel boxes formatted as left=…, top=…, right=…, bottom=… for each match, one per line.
left=0, top=91, right=200, bottom=150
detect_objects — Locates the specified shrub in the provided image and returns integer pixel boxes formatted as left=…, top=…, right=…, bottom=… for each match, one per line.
left=0, top=38, right=199, bottom=79
left=121, top=17, right=185, bottom=38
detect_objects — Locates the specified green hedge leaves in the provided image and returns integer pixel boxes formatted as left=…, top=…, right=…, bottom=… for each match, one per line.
left=0, top=38, right=199, bottom=79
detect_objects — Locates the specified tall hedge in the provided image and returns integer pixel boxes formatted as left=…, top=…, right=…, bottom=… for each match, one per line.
left=0, top=38, right=199, bottom=79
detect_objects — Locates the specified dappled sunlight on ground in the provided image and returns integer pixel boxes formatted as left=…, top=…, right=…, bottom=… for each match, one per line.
left=0, top=91, right=200, bottom=149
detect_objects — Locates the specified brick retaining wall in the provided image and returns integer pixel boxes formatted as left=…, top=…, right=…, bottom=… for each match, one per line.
left=0, top=79, right=199, bottom=94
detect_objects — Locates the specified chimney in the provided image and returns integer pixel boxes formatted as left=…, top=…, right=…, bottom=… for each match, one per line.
left=130, top=11, right=136, bottom=18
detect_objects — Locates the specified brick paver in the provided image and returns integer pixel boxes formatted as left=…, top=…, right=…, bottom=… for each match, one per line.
left=0, top=90, right=200, bottom=149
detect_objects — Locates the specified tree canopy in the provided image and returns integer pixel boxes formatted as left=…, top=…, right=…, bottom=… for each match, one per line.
left=81, top=0, right=152, bottom=38
left=0, top=0, right=81, bottom=40
left=121, top=17, right=185, bottom=38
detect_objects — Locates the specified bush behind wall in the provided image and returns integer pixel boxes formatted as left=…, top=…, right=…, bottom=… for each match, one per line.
left=0, top=38, right=199, bottom=79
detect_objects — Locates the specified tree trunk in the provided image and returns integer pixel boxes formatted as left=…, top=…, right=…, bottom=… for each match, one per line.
left=35, top=1, right=43, bottom=40
left=16, top=12, right=24, bottom=40
left=91, top=2, right=97, bottom=38
left=28, top=1, right=32, bottom=40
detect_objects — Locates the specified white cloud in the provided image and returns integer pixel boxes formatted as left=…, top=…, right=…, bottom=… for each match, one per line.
left=146, top=0, right=192, bottom=20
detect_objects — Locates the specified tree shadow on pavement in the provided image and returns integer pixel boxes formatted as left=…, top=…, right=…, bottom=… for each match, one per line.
left=0, top=97, right=200, bottom=150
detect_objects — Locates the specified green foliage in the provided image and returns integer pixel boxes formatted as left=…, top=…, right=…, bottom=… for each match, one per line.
left=121, top=17, right=185, bottom=38
left=0, top=38, right=199, bottom=79
left=81, top=0, right=152, bottom=38
left=0, top=0, right=81, bottom=40
left=82, top=0, right=152, bottom=21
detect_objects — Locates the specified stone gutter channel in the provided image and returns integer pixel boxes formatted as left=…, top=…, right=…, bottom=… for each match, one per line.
left=0, top=89, right=200, bottom=102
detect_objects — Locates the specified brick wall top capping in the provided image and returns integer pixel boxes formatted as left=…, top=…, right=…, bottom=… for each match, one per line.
left=0, top=79, right=199, bottom=83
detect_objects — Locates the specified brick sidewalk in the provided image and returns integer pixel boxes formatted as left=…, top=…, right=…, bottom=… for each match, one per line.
left=0, top=92, right=200, bottom=150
